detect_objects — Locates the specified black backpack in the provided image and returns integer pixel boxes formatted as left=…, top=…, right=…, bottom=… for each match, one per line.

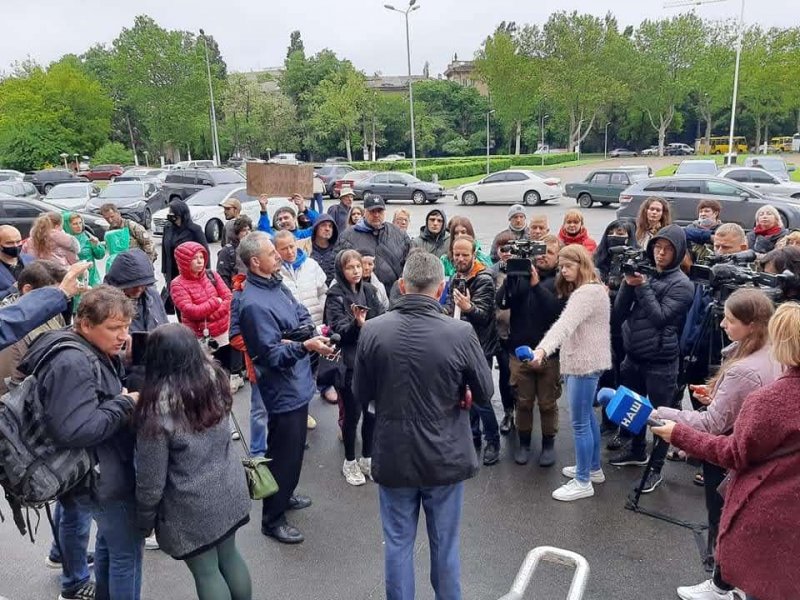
left=0, top=339, right=101, bottom=537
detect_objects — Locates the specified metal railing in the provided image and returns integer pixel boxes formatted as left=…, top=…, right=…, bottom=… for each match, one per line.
left=497, top=546, right=590, bottom=600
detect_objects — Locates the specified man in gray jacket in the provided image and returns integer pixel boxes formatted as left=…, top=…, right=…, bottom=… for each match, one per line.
left=353, top=251, right=493, bottom=600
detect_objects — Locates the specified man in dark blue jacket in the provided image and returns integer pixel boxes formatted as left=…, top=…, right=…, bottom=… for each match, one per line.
left=610, top=224, right=694, bottom=492
left=237, top=231, right=334, bottom=544
left=0, top=225, right=33, bottom=300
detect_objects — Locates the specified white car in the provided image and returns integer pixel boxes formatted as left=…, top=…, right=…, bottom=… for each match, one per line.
left=456, top=169, right=563, bottom=206
left=173, top=160, right=216, bottom=169
left=640, top=146, right=659, bottom=156
left=151, top=184, right=293, bottom=242
left=377, top=154, right=406, bottom=162
left=718, top=167, right=800, bottom=199
left=268, top=153, right=301, bottom=165
left=0, top=169, right=24, bottom=181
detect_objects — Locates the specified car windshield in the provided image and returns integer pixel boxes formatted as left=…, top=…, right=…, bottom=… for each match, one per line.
left=677, top=162, right=717, bottom=175
left=749, top=158, right=786, bottom=172
left=627, top=171, right=650, bottom=181
left=210, top=170, right=246, bottom=184
left=397, top=173, right=419, bottom=184
left=48, top=197, right=90, bottom=210
left=99, top=183, right=143, bottom=199
left=47, top=185, right=87, bottom=199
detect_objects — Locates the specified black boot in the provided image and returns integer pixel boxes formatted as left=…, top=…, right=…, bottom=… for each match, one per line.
left=538, top=435, right=556, bottom=467
left=514, top=431, right=531, bottom=465
left=499, top=411, right=514, bottom=435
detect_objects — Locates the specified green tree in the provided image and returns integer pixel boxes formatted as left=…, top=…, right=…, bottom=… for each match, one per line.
left=307, top=66, right=369, bottom=161
left=287, top=31, right=305, bottom=58
left=690, top=22, right=736, bottom=147
left=91, top=141, right=133, bottom=165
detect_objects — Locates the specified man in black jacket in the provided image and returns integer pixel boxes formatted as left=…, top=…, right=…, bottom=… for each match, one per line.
left=610, top=224, right=694, bottom=493
left=353, top=251, right=493, bottom=600
left=445, top=235, right=500, bottom=465
left=497, top=234, right=564, bottom=466
left=310, top=213, right=339, bottom=285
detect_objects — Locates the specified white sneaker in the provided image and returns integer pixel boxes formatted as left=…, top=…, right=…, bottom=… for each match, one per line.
left=144, top=534, right=159, bottom=551
left=358, top=457, right=372, bottom=480
left=552, top=479, right=594, bottom=502
left=561, top=465, right=606, bottom=483
left=342, top=459, right=366, bottom=486
left=677, top=579, right=740, bottom=600
left=230, top=374, right=244, bottom=393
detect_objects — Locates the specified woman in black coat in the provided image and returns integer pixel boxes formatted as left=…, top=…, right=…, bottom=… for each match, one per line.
left=161, top=200, right=209, bottom=314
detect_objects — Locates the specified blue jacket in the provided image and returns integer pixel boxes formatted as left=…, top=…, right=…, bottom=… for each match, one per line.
left=0, top=286, right=68, bottom=351
left=238, top=272, right=315, bottom=414
left=0, top=254, right=33, bottom=300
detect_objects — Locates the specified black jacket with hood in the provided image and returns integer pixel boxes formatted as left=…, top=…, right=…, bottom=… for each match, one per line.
left=104, top=249, right=168, bottom=334
left=497, top=264, right=564, bottom=351
left=613, top=224, right=694, bottom=363
left=161, top=200, right=208, bottom=284
left=411, top=208, right=449, bottom=257
left=311, top=213, right=339, bottom=285
left=594, top=219, right=638, bottom=298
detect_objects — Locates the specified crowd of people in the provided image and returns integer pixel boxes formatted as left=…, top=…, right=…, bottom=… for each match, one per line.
left=0, top=184, right=799, bottom=600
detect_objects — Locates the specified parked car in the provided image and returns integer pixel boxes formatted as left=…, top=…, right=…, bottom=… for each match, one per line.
left=0, top=169, right=24, bottom=181
left=565, top=169, right=649, bottom=209
left=314, top=164, right=355, bottom=196
left=609, top=148, right=638, bottom=158
left=174, top=160, right=216, bottom=169
left=617, top=175, right=800, bottom=230
left=0, top=181, right=39, bottom=200
left=675, top=159, right=718, bottom=176
left=743, top=156, right=794, bottom=182
left=640, top=146, right=660, bottom=156
left=162, top=168, right=245, bottom=203
left=333, top=170, right=375, bottom=198
left=151, top=184, right=291, bottom=242
left=43, top=182, right=100, bottom=211
left=268, top=153, right=300, bottom=165
left=83, top=164, right=125, bottom=181
left=718, top=167, right=800, bottom=199
left=325, top=156, right=349, bottom=163
left=377, top=153, right=405, bottom=162
left=0, top=195, right=109, bottom=239
left=86, top=180, right=166, bottom=229
left=354, top=172, right=443, bottom=204
left=665, top=143, right=695, bottom=156
left=617, top=165, right=654, bottom=178
left=457, top=169, right=562, bottom=207
left=117, top=167, right=168, bottom=183
left=23, top=169, right=88, bottom=194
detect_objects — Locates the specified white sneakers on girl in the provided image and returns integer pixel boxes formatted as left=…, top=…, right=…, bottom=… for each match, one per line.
left=342, top=459, right=366, bottom=486
left=552, top=479, right=594, bottom=501
left=358, top=457, right=372, bottom=481
left=561, top=465, right=606, bottom=483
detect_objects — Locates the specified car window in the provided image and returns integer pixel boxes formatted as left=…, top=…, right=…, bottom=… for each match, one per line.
left=591, top=173, right=611, bottom=184
left=99, top=183, right=143, bottom=199
left=705, top=180, right=744, bottom=197
left=4, top=202, right=40, bottom=218
left=483, top=173, right=506, bottom=184
left=209, top=170, right=245, bottom=184
left=749, top=170, right=777, bottom=184
left=670, top=180, right=703, bottom=194
left=198, top=175, right=214, bottom=186
left=505, top=172, right=528, bottom=182
left=643, top=181, right=668, bottom=192
left=609, top=173, right=629, bottom=185
left=372, top=174, right=390, bottom=184
left=724, top=170, right=750, bottom=183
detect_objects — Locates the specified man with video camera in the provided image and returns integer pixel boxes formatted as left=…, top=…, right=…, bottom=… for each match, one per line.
left=610, top=224, right=694, bottom=492
left=497, top=234, right=565, bottom=466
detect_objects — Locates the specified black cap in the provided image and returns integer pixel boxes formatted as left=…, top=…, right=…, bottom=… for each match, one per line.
left=364, top=195, right=386, bottom=211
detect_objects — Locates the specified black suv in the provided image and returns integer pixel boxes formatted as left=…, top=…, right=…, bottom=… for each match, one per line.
left=24, top=169, right=88, bottom=194
left=162, top=168, right=245, bottom=203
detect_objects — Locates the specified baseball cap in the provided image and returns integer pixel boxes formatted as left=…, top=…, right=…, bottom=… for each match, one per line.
left=364, top=195, right=386, bottom=211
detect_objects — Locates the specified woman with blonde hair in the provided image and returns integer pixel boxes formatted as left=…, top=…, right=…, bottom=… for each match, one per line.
left=526, top=244, right=611, bottom=502
left=22, top=212, right=79, bottom=266
left=747, top=205, right=787, bottom=254
left=635, top=197, right=671, bottom=247
left=557, top=209, right=597, bottom=252
left=391, top=209, right=411, bottom=232
left=653, top=302, right=800, bottom=600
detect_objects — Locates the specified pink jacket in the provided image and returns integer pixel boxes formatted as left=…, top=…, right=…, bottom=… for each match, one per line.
left=22, top=230, right=79, bottom=266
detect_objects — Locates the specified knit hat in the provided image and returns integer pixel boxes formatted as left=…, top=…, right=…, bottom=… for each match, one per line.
left=508, top=204, right=526, bottom=221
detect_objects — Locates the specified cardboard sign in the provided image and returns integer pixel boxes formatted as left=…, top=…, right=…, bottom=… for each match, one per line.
left=246, top=163, right=314, bottom=197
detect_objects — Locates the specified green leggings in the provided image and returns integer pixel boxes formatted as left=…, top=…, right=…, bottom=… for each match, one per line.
left=184, top=533, right=252, bottom=600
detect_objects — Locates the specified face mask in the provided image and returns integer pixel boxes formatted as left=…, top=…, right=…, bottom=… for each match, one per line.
left=1, top=245, right=21, bottom=258
left=166, top=214, right=178, bottom=223
left=607, top=235, right=627, bottom=248
left=698, top=217, right=715, bottom=228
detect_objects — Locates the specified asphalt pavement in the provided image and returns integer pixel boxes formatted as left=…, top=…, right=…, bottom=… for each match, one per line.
left=0, top=156, right=711, bottom=600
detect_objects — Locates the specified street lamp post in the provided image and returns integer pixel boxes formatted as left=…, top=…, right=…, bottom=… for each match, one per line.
left=385, top=1, right=420, bottom=177
left=486, top=110, right=495, bottom=175
left=143, top=151, right=150, bottom=168
left=199, top=29, right=221, bottom=167
left=604, top=122, right=611, bottom=160
left=540, top=114, right=550, bottom=166
left=59, top=153, right=69, bottom=169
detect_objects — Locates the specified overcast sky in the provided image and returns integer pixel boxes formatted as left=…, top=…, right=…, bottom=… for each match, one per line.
left=1, top=0, right=789, bottom=78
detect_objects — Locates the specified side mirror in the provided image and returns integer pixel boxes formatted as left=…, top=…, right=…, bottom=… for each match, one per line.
left=739, top=192, right=750, bottom=200
left=788, top=165, right=796, bottom=172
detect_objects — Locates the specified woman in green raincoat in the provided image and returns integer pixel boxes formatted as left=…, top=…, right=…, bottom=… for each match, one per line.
left=64, top=212, right=106, bottom=287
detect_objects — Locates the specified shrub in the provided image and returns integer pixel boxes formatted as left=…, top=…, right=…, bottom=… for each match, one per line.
left=91, top=142, right=133, bottom=166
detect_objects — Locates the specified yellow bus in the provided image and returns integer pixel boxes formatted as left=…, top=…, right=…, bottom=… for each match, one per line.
left=696, top=136, right=748, bottom=155
left=771, top=136, right=794, bottom=153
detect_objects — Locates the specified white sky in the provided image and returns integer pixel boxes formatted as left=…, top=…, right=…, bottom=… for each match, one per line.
left=0, top=0, right=788, bottom=77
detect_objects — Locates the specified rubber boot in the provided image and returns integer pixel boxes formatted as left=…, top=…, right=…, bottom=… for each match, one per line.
left=538, top=435, right=556, bottom=467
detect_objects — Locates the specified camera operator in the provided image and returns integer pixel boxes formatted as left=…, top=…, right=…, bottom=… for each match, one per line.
left=445, top=235, right=500, bottom=466
left=760, top=246, right=800, bottom=300
left=609, top=225, right=694, bottom=493
left=497, top=234, right=565, bottom=467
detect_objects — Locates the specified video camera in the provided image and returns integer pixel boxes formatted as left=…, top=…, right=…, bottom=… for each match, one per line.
left=689, top=262, right=798, bottom=303
left=706, top=249, right=757, bottom=266
left=500, top=239, right=547, bottom=259
left=609, top=246, right=658, bottom=277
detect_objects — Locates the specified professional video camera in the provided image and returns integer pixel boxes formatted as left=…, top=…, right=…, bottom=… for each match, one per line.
left=500, top=239, right=547, bottom=259
left=609, top=246, right=658, bottom=277
left=689, top=262, right=796, bottom=303
left=706, top=249, right=757, bottom=266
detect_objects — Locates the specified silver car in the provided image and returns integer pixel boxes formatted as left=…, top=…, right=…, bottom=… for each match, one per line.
left=718, top=167, right=800, bottom=199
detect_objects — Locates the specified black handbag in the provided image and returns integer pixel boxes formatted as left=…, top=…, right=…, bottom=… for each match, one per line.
left=316, top=350, right=346, bottom=389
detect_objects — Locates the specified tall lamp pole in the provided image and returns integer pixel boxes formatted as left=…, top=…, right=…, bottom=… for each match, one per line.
left=486, top=110, right=495, bottom=175
left=604, top=121, right=611, bottom=160
left=385, top=1, right=420, bottom=176
left=199, top=29, right=221, bottom=167
left=540, top=113, right=550, bottom=166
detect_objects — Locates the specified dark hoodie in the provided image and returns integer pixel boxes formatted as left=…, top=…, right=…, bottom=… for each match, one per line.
left=594, top=219, right=638, bottom=290
left=311, top=213, right=339, bottom=285
left=161, top=200, right=209, bottom=284
left=104, top=249, right=168, bottom=334
left=613, top=224, right=694, bottom=362
left=411, top=208, right=449, bottom=257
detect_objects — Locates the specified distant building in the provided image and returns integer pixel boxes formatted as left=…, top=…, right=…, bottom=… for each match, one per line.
left=366, top=74, right=429, bottom=94
left=443, top=55, right=487, bottom=96
left=241, top=68, right=283, bottom=93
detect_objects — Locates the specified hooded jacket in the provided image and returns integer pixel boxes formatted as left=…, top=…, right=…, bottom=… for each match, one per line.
left=444, top=260, right=498, bottom=357
left=594, top=219, right=638, bottom=299
left=279, top=249, right=328, bottom=326
left=311, top=213, right=339, bottom=285
left=411, top=208, right=450, bottom=257
left=216, top=237, right=247, bottom=290
left=353, top=293, right=494, bottom=488
left=336, top=219, right=410, bottom=289
left=497, top=265, right=564, bottom=351
left=104, top=249, right=168, bottom=334
left=323, top=254, right=385, bottom=370
left=613, top=224, right=694, bottom=363
left=64, top=213, right=105, bottom=287
left=169, top=242, right=232, bottom=339
left=161, top=200, right=208, bottom=284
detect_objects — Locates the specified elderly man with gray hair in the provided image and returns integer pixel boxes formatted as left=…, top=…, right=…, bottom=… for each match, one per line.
left=353, top=250, right=493, bottom=600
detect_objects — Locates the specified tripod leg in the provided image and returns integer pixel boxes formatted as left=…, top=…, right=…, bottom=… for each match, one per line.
left=625, top=437, right=667, bottom=510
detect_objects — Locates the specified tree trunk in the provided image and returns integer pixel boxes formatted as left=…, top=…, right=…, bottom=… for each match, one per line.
left=345, top=128, right=352, bottom=162
left=126, top=114, right=139, bottom=166
left=764, top=122, right=769, bottom=154
left=753, top=115, right=762, bottom=151
left=362, top=120, right=369, bottom=161
left=704, top=113, right=712, bottom=154
left=568, top=112, right=577, bottom=152
left=372, top=117, right=377, bottom=162
left=514, top=121, right=521, bottom=156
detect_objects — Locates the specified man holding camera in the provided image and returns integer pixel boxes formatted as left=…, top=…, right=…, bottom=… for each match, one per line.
left=497, top=234, right=565, bottom=466
left=445, top=235, right=500, bottom=465
left=610, top=224, right=694, bottom=492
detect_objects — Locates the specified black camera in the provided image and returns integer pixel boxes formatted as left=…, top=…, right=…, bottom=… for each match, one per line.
left=706, top=249, right=757, bottom=266
left=609, top=246, right=657, bottom=277
left=691, top=262, right=795, bottom=303
left=501, top=239, right=547, bottom=259
left=281, top=324, right=316, bottom=343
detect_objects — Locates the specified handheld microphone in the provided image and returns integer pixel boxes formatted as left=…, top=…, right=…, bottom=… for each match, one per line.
left=515, top=345, right=535, bottom=363
left=596, top=387, right=664, bottom=435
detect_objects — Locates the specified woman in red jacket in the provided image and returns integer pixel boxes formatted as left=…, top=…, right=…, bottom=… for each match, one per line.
left=652, top=302, right=800, bottom=600
left=557, top=209, right=597, bottom=252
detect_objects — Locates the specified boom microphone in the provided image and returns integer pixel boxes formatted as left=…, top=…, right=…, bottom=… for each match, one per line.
left=596, top=387, right=664, bottom=435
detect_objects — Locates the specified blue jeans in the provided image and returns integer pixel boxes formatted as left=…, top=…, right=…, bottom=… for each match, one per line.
left=379, top=482, right=464, bottom=600
left=312, top=193, right=324, bottom=214
left=91, top=499, right=144, bottom=600
left=565, top=373, right=601, bottom=483
left=470, top=402, right=500, bottom=445
left=250, top=383, right=268, bottom=457
left=49, top=499, right=92, bottom=593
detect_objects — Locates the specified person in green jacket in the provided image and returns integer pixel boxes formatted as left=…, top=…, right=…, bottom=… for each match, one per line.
left=64, top=212, right=105, bottom=287
left=440, top=215, right=493, bottom=277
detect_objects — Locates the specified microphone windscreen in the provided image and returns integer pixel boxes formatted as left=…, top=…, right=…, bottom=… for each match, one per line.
left=596, top=387, right=615, bottom=407
left=515, top=346, right=534, bottom=362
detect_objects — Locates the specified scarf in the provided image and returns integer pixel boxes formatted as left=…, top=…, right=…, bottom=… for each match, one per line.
left=753, top=224, right=783, bottom=238
left=559, top=227, right=591, bottom=246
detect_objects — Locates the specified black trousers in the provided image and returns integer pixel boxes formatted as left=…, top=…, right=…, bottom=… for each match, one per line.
left=340, top=371, right=375, bottom=462
left=703, top=461, right=728, bottom=559
left=620, top=356, right=679, bottom=473
left=261, top=404, right=308, bottom=529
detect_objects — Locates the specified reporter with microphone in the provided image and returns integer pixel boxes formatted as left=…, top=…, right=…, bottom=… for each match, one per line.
left=651, top=302, right=800, bottom=600
left=520, top=244, right=611, bottom=502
